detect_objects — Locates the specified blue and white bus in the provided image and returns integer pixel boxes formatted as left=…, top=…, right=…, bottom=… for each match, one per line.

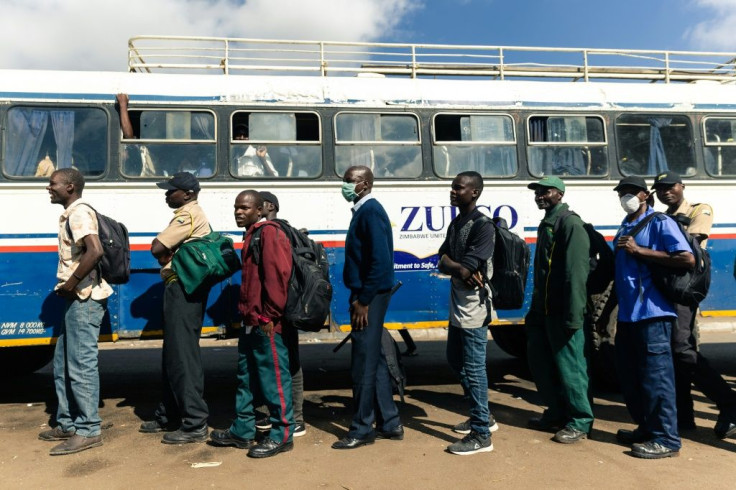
left=2, top=36, right=735, bottom=373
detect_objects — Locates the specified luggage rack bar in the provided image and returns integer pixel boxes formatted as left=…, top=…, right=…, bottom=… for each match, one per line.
left=128, top=35, right=736, bottom=83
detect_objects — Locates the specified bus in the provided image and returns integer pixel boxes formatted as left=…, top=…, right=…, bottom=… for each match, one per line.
left=2, top=36, right=735, bottom=374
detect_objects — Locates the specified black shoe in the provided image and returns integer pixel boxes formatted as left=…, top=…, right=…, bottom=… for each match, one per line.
left=616, top=428, right=648, bottom=446
left=255, top=416, right=272, bottom=431
left=527, top=416, right=562, bottom=433
left=247, top=437, right=293, bottom=458
left=209, top=429, right=255, bottom=449
left=139, top=420, right=175, bottom=434
left=331, top=435, right=376, bottom=449
left=39, top=426, right=75, bottom=441
left=553, top=426, right=588, bottom=444
left=162, top=425, right=208, bottom=444
left=453, top=416, right=499, bottom=435
left=631, top=441, right=679, bottom=459
left=714, top=419, right=736, bottom=439
left=376, top=424, right=404, bottom=440
left=49, top=434, right=102, bottom=456
left=293, top=423, right=307, bottom=438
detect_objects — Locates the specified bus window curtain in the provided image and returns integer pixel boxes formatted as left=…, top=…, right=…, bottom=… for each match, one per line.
left=348, top=115, right=378, bottom=169
left=647, top=117, right=671, bottom=175
left=5, top=109, right=48, bottom=176
left=192, top=113, right=214, bottom=140
left=547, top=118, right=585, bottom=175
left=51, top=111, right=75, bottom=169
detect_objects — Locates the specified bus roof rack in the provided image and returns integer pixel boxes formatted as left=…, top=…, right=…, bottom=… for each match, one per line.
left=128, top=35, right=736, bottom=84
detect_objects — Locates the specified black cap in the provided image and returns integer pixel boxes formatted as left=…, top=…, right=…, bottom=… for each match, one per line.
left=156, top=172, right=200, bottom=192
left=613, top=175, right=648, bottom=193
left=652, top=171, right=683, bottom=188
left=259, top=191, right=279, bottom=210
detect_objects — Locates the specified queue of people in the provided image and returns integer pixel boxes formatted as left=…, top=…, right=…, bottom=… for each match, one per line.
left=40, top=166, right=736, bottom=459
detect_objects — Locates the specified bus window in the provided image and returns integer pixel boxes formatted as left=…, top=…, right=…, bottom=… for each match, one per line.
left=230, top=111, right=321, bottom=178
left=432, top=114, right=517, bottom=178
left=615, top=114, right=695, bottom=177
left=527, top=115, right=607, bottom=177
left=703, top=117, right=736, bottom=177
left=120, top=109, right=216, bottom=178
left=3, top=107, right=107, bottom=178
left=334, top=112, right=421, bottom=178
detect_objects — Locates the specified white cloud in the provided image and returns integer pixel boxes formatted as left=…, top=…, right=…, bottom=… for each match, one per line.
left=0, top=0, right=421, bottom=71
left=686, top=0, right=736, bottom=50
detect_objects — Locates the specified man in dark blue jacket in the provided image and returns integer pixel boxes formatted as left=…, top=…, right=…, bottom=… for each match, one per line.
left=332, top=165, right=402, bottom=449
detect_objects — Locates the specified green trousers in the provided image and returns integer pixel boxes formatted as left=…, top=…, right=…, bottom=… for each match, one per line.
left=526, top=320, right=594, bottom=432
left=230, top=327, right=294, bottom=443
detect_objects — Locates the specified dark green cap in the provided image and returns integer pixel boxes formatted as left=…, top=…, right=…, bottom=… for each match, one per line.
left=527, top=176, right=565, bottom=192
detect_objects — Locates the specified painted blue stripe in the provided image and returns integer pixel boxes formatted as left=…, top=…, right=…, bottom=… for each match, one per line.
left=0, top=228, right=347, bottom=239
left=0, top=92, right=221, bottom=102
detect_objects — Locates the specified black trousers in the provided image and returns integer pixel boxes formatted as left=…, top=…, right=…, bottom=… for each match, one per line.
left=672, top=303, right=736, bottom=425
left=282, top=325, right=304, bottom=425
left=155, top=280, right=210, bottom=430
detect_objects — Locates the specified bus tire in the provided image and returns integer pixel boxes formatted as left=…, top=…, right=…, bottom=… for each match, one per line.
left=0, top=345, right=55, bottom=377
left=489, top=324, right=527, bottom=359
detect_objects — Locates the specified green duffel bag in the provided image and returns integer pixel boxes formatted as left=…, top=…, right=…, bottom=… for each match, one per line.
left=172, top=230, right=241, bottom=295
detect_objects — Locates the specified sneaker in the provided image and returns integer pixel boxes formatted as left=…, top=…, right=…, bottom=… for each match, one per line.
left=714, top=419, right=736, bottom=439
left=452, top=416, right=499, bottom=435
left=49, top=434, right=102, bottom=456
left=255, top=416, right=272, bottom=431
left=39, top=426, right=75, bottom=441
left=447, top=430, right=493, bottom=455
left=293, top=423, right=307, bottom=437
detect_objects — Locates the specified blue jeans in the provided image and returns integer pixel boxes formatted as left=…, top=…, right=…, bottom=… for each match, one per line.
left=53, top=297, right=106, bottom=437
left=446, top=325, right=490, bottom=437
left=616, top=318, right=681, bottom=450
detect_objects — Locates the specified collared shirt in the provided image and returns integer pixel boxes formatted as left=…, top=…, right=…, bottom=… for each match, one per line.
left=671, top=199, right=713, bottom=247
left=351, top=193, right=374, bottom=213
left=614, top=206, right=692, bottom=323
left=156, top=200, right=210, bottom=280
left=56, top=199, right=113, bottom=301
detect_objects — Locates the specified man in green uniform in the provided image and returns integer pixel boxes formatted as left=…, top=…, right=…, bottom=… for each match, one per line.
left=525, top=176, right=594, bottom=444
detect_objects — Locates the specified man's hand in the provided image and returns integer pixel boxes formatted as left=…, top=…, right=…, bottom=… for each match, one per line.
left=616, top=235, right=641, bottom=256
left=350, top=300, right=369, bottom=331
left=259, top=321, right=274, bottom=336
left=55, top=280, right=78, bottom=300
left=465, top=271, right=484, bottom=289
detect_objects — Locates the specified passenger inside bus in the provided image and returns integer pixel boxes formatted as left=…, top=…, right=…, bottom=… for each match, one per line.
left=232, top=123, right=278, bottom=177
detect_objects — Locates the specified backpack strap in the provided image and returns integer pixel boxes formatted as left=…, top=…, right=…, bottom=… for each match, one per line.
left=552, top=209, right=577, bottom=235
left=247, top=221, right=280, bottom=265
left=628, top=212, right=661, bottom=238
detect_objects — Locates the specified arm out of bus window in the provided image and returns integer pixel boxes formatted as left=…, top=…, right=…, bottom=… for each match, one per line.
left=116, top=93, right=136, bottom=139
left=57, top=234, right=104, bottom=299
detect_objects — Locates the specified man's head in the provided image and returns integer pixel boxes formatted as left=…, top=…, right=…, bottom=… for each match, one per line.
left=156, top=172, right=200, bottom=209
left=528, top=176, right=565, bottom=211
left=613, top=175, right=649, bottom=215
left=342, top=165, right=373, bottom=203
left=259, top=191, right=279, bottom=219
left=234, top=190, right=263, bottom=229
left=652, top=171, right=685, bottom=209
left=450, top=171, right=483, bottom=210
left=47, top=168, right=85, bottom=208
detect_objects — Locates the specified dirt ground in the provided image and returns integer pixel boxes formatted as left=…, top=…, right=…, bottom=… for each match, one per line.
left=1, top=330, right=735, bottom=489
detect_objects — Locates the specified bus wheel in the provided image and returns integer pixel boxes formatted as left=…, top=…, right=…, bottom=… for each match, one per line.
left=489, top=324, right=527, bottom=359
left=0, top=345, right=55, bottom=377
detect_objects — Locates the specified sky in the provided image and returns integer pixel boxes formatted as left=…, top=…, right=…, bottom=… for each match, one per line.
left=1, top=0, right=736, bottom=71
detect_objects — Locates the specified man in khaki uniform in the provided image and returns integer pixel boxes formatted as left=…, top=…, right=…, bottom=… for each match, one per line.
left=653, top=171, right=736, bottom=440
left=139, top=172, right=213, bottom=444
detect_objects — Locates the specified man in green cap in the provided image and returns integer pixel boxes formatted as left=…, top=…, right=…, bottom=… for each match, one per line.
left=525, top=176, right=594, bottom=444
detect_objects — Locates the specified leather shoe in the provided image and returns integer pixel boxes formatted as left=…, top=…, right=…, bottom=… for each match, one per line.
left=139, top=420, right=176, bottom=434
left=714, top=419, right=736, bottom=439
left=49, top=434, right=102, bottom=456
left=376, top=425, right=404, bottom=440
left=39, top=426, right=75, bottom=441
left=209, top=429, right=255, bottom=449
left=527, top=417, right=563, bottom=433
left=162, top=425, right=208, bottom=444
left=553, top=426, right=588, bottom=444
left=331, top=435, right=376, bottom=449
left=631, top=441, right=679, bottom=459
left=247, top=437, right=293, bottom=458
left=616, top=428, right=648, bottom=446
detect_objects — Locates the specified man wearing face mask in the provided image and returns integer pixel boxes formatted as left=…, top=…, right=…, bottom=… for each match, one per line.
left=524, top=176, right=594, bottom=445
left=652, top=171, right=736, bottom=440
left=613, top=175, right=694, bottom=459
left=332, top=165, right=402, bottom=450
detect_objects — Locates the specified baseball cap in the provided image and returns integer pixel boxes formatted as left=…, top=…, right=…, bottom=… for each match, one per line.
left=156, top=172, right=201, bottom=192
left=613, top=175, right=648, bottom=193
left=259, top=191, right=279, bottom=210
left=527, top=176, right=565, bottom=192
left=652, top=171, right=683, bottom=189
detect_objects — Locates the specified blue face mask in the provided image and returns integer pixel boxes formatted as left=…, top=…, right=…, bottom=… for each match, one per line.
left=342, top=182, right=360, bottom=202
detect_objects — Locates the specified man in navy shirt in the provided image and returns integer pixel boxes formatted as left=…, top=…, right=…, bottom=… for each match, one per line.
left=332, top=165, right=402, bottom=450
left=613, top=176, right=694, bottom=459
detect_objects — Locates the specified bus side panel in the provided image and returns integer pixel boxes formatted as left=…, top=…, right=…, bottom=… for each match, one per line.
left=701, top=237, right=736, bottom=314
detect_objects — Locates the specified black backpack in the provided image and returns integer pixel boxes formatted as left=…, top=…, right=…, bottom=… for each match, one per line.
left=628, top=212, right=711, bottom=307
left=249, top=220, right=333, bottom=331
left=66, top=203, right=130, bottom=284
left=381, top=328, right=407, bottom=403
left=553, top=210, right=614, bottom=295
left=474, top=216, right=530, bottom=310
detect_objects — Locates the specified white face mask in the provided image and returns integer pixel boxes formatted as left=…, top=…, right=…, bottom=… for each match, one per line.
left=620, top=194, right=643, bottom=214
